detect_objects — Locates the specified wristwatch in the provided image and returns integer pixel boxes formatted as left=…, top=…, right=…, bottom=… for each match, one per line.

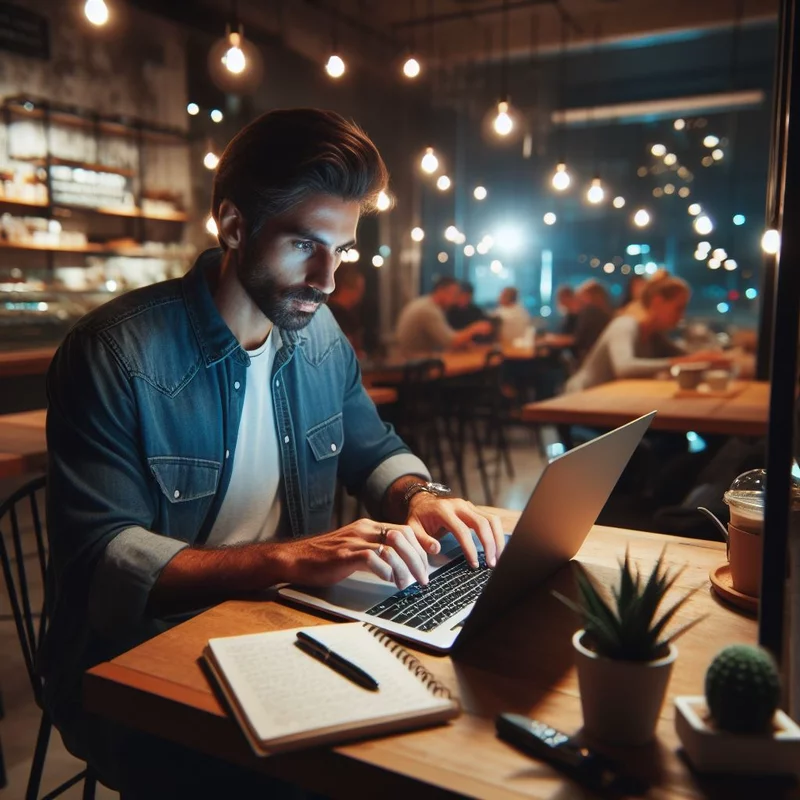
left=403, top=481, right=452, bottom=506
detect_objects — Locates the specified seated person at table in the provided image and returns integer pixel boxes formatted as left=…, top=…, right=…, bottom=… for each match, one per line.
left=617, top=274, right=648, bottom=315
left=491, top=286, right=532, bottom=345
left=394, top=276, right=492, bottom=357
left=556, top=284, right=579, bottom=336
left=545, top=280, right=614, bottom=364
left=566, top=275, right=728, bottom=392
left=328, top=261, right=366, bottom=355
left=447, top=281, right=486, bottom=329
left=41, top=109, right=504, bottom=800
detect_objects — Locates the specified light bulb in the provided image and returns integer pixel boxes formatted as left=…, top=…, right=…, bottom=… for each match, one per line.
left=552, top=163, right=570, bottom=191
left=348, top=249, right=360, bottom=262
left=376, top=190, right=392, bottom=211
left=586, top=178, right=604, bottom=204
left=210, top=109, right=223, bottom=123
left=712, top=148, right=723, bottom=161
left=633, top=209, right=650, bottom=227
left=476, top=242, right=489, bottom=255
left=187, top=103, right=200, bottom=116
left=733, top=214, right=746, bottom=226
left=411, top=227, right=425, bottom=242
left=674, top=118, right=686, bottom=130
left=651, top=144, right=666, bottom=157
left=420, top=147, right=439, bottom=174
left=708, top=257, right=721, bottom=269
left=326, top=54, right=346, bottom=78
left=688, top=203, right=701, bottom=216
left=493, top=101, right=513, bottom=136
left=724, top=259, right=738, bottom=271
left=613, top=196, right=626, bottom=208
left=703, top=135, right=720, bottom=148
left=372, top=255, right=384, bottom=267
left=203, top=151, right=219, bottom=170
left=205, top=216, right=218, bottom=236
left=543, top=212, right=556, bottom=225
left=444, top=225, right=459, bottom=241
left=761, top=228, right=780, bottom=254
left=473, top=185, right=487, bottom=200
left=464, top=245, right=475, bottom=256
left=436, top=175, right=451, bottom=191
left=712, top=248, right=727, bottom=260
left=403, top=57, right=421, bottom=78
left=694, top=215, right=713, bottom=235
left=222, top=33, right=246, bottom=74
left=84, top=0, right=109, bottom=26
left=490, top=260, right=503, bottom=273
left=664, top=153, right=677, bottom=166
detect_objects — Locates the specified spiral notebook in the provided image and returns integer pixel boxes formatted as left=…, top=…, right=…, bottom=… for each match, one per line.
left=203, top=622, right=460, bottom=756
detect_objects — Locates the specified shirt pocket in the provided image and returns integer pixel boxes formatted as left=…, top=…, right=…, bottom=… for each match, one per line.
left=148, top=456, right=221, bottom=503
left=305, top=413, right=344, bottom=511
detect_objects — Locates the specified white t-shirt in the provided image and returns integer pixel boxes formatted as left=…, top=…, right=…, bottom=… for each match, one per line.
left=493, top=303, right=532, bottom=344
left=206, top=329, right=283, bottom=546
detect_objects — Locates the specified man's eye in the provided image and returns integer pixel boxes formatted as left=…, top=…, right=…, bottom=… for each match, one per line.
left=337, top=247, right=349, bottom=256
left=294, top=241, right=315, bottom=253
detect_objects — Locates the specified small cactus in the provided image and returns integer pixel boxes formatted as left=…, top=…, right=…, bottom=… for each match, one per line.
left=705, top=644, right=781, bottom=734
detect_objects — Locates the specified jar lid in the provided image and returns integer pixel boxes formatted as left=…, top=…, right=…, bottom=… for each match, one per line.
left=723, top=467, right=800, bottom=512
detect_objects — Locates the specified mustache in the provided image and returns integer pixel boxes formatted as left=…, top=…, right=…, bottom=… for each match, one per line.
left=281, top=286, right=329, bottom=305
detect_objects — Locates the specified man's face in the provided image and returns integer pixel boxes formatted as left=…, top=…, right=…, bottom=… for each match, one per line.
left=651, top=293, right=688, bottom=331
left=237, top=194, right=360, bottom=330
left=457, top=289, right=472, bottom=308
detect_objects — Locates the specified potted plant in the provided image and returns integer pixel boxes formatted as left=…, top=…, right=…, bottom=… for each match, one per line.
left=675, top=644, right=800, bottom=775
left=554, top=549, right=704, bottom=746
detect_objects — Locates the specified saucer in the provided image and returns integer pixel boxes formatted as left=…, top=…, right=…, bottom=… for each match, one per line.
left=709, top=563, right=758, bottom=614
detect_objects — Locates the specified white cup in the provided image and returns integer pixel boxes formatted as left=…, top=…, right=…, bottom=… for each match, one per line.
left=705, top=369, right=730, bottom=391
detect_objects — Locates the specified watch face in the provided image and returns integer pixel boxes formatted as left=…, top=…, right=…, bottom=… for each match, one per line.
left=428, top=482, right=452, bottom=495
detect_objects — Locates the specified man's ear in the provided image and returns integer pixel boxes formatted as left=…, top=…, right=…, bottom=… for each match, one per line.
left=217, top=199, right=245, bottom=251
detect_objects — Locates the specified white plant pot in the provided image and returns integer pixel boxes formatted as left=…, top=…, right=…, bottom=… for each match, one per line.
left=573, top=629, right=677, bottom=747
left=675, top=696, right=800, bottom=775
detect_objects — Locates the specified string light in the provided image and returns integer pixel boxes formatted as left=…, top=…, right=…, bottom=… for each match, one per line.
left=436, top=175, right=451, bottom=191
left=438, top=252, right=449, bottom=263
left=84, top=0, right=109, bottom=26
left=712, top=148, right=723, bottom=161
left=493, top=100, right=514, bottom=136
left=403, top=56, right=421, bottom=78
left=708, top=257, right=721, bottom=269
left=651, top=144, right=666, bottom=157
left=410, top=227, right=425, bottom=242
left=420, top=147, right=439, bottom=174
left=712, top=248, right=727, bottom=260
left=490, top=259, right=503, bottom=273
left=325, top=54, right=346, bottom=78
left=444, top=225, right=459, bottom=242
left=473, top=186, right=487, bottom=200
left=222, top=31, right=246, bottom=74
left=664, top=153, right=677, bottom=166
left=745, top=288, right=758, bottom=299
left=476, top=242, right=489, bottom=255
left=733, top=214, right=746, bottom=225
left=612, top=196, right=626, bottom=208
left=761, top=229, right=780, bottom=254
left=372, top=255, right=384, bottom=267
left=724, top=259, right=738, bottom=271
left=203, top=151, right=219, bottom=170
left=674, top=119, right=686, bottom=130
left=586, top=177, right=605, bottom=204
left=543, top=212, right=557, bottom=225
left=633, top=209, right=651, bottom=227
left=376, top=190, right=392, bottom=211
left=694, top=214, right=713, bottom=235
left=688, top=203, right=702, bottom=216
left=678, top=187, right=690, bottom=198
left=703, top=135, right=720, bottom=148
left=464, top=245, right=475, bottom=256
left=205, top=216, right=218, bottom=236
left=187, top=103, right=200, bottom=116
left=210, top=109, right=223, bottom=123
left=552, top=162, right=571, bottom=191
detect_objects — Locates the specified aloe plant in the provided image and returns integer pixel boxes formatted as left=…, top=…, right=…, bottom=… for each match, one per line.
left=553, top=548, right=706, bottom=662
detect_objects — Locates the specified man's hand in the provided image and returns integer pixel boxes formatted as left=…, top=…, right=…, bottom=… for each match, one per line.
left=404, top=493, right=506, bottom=569
left=279, top=518, right=430, bottom=589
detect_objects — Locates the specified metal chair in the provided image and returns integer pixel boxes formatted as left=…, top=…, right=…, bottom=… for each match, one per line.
left=0, top=474, right=97, bottom=800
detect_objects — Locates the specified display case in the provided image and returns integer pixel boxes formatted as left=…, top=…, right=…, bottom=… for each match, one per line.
left=0, top=96, right=195, bottom=352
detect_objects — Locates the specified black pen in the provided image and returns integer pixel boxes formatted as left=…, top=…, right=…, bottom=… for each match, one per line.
left=295, top=630, right=380, bottom=691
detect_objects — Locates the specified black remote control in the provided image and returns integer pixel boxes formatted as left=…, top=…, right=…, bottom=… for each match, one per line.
left=495, top=713, right=646, bottom=795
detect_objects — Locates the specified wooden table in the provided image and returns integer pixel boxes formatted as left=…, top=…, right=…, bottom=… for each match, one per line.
left=522, top=379, right=769, bottom=437
left=0, top=453, right=25, bottom=479
left=84, top=517, right=781, bottom=799
left=0, top=347, right=56, bottom=378
left=0, top=409, right=47, bottom=473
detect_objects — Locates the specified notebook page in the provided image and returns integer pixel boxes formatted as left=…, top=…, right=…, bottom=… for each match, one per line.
left=208, top=623, right=453, bottom=745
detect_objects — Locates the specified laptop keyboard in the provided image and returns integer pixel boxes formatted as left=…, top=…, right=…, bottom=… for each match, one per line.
left=364, top=553, right=491, bottom=631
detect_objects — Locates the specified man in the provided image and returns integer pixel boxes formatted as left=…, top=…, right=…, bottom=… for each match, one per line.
left=492, top=286, right=532, bottom=345
left=555, top=284, right=579, bottom=336
left=446, top=281, right=486, bottom=330
left=328, top=261, right=366, bottom=354
left=395, top=276, right=492, bottom=357
left=42, top=109, right=503, bottom=798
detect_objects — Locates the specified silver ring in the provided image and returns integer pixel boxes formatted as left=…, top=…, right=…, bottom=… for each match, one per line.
left=379, top=525, right=389, bottom=544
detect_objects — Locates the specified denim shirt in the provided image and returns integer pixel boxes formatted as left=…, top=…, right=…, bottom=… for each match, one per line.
left=40, top=249, right=428, bottom=751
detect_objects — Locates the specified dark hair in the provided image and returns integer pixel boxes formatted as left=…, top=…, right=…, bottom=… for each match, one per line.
left=641, top=275, right=690, bottom=308
left=502, top=287, right=519, bottom=303
left=556, top=285, right=575, bottom=301
left=620, top=274, right=647, bottom=308
left=577, top=279, right=613, bottom=313
left=460, top=281, right=475, bottom=296
left=432, top=276, right=458, bottom=292
left=212, top=108, right=389, bottom=249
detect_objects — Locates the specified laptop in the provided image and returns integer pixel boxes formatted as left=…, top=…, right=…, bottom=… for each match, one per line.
left=279, top=412, right=655, bottom=652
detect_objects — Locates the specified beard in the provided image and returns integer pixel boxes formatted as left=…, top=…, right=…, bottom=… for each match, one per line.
left=237, top=256, right=329, bottom=331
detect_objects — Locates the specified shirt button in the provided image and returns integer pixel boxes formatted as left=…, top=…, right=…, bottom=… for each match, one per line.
left=173, top=489, right=180, bottom=499
left=330, top=443, right=337, bottom=452
left=234, top=381, right=241, bottom=390
left=284, top=435, right=290, bottom=444
left=225, top=450, right=230, bottom=459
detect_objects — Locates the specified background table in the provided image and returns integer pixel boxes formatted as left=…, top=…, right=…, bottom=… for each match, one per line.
left=0, top=409, right=47, bottom=474
left=83, top=518, right=780, bottom=799
left=522, top=379, right=769, bottom=437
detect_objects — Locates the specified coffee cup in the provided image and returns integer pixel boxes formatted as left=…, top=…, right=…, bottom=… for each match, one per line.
left=673, top=363, right=708, bottom=390
left=724, top=469, right=766, bottom=597
left=705, top=369, right=731, bottom=392
left=727, top=522, right=762, bottom=597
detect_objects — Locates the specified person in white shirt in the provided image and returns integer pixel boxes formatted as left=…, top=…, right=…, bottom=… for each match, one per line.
left=492, top=287, right=532, bottom=345
left=395, top=276, right=492, bottom=357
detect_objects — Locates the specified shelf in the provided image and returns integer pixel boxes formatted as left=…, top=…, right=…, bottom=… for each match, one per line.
left=11, top=156, right=137, bottom=178
left=0, top=240, right=188, bottom=258
left=0, top=198, right=188, bottom=222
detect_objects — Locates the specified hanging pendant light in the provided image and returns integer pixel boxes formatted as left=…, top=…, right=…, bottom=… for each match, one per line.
left=420, top=147, right=439, bottom=174
left=208, top=0, right=263, bottom=94
left=552, top=162, right=571, bottom=191
left=325, top=3, right=346, bottom=78
left=84, top=0, right=109, bottom=26
left=586, top=176, right=605, bottom=204
left=493, top=100, right=514, bottom=136
left=401, top=0, right=422, bottom=78
left=490, top=0, right=515, bottom=139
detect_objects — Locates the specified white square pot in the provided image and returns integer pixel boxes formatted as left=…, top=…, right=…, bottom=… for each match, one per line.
left=675, top=696, right=800, bottom=775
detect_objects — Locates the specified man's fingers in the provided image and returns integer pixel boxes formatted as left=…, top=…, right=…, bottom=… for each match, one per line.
left=384, top=529, right=428, bottom=586
left=444, top=515, right=480, bottom=568
left=459, top=509, right=496, bottom=567
left=364, top=550, right=394, bottom=583
left=407, top=518, right=441, bottom=554
left=396, top=524, right=431, bottom=563
left=487, top=514, right=506, bottom=560
left=379, top=543, right=417, bottom=589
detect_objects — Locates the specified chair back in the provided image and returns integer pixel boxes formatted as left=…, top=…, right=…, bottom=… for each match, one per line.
left=0, top=475, right=47, bottom=704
